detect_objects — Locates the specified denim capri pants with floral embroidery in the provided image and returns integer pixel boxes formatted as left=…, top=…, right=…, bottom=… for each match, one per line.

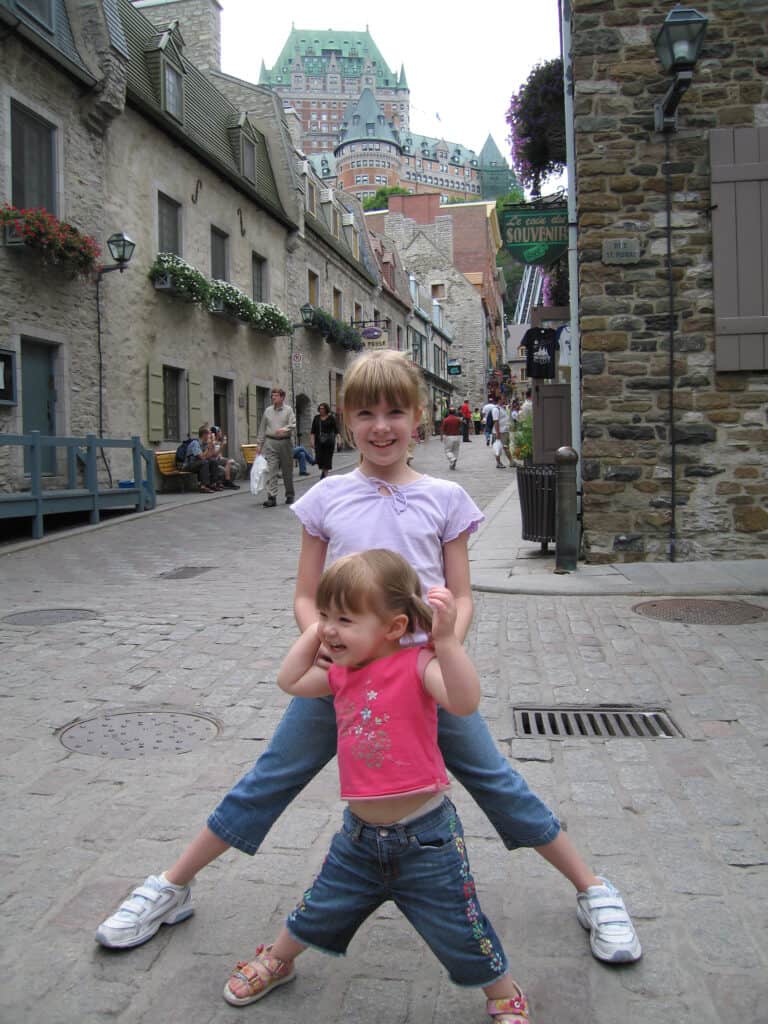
left=286, top=798, right=509, bottom=987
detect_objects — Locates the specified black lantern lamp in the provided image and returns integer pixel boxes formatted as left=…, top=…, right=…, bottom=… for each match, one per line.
left=102, top=232, right=136, bottom=273
left=299, top=303, right=315, bottom=326
left=653, top=6, right=708, bottom=132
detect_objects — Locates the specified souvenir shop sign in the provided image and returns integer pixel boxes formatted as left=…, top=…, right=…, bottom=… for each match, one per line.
left=500, top=205, right=568, bottom=267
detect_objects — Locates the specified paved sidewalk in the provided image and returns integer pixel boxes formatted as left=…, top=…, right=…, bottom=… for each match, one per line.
left=0, top=435, right=766, bottom=1024
left=469, top=478, right=768, bottom=597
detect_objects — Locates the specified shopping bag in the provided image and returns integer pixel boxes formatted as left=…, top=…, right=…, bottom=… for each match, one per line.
left=249, top=454, right=268, bottom=497
left=492, top=439, right=503, bottom=457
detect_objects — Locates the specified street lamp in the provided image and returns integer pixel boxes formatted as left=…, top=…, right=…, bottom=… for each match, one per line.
left=653, top=6, right=708, bottom=133
left=95, top=232, right=136, bottom=458
left=102, top=231, right=136, bottom=274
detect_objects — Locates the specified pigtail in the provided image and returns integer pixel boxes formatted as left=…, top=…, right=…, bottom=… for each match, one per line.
left=407, top=593, right=434, bottom=635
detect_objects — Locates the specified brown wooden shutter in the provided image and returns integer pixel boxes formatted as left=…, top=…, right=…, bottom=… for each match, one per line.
left=533, top=383, right=571, bottom=464
left=710, top=127, right=768, bottom=370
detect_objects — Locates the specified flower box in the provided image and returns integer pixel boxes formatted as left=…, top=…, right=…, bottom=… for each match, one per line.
left=209, top=297, right=243, bottom=323
left=152, top=272, right=196, bottom=302
left=3, top=222, right=25, bottom=246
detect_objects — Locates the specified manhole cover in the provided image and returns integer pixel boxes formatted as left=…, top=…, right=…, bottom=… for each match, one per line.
left=59, top=710, right=221, bottom=758
left=3, top=608, right=100, bottom=626
left=158, top=566, right=214, bottom=580
left=513, top=705, right=683, bottom=739
left=633, top=599, right=766, bottom=625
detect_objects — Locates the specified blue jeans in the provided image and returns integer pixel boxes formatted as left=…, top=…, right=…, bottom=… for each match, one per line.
left=286, top=798, right=508, bottom=987
left=293, top=446, right=315, bottom=474
left=208, top=697, right=560, bottom=855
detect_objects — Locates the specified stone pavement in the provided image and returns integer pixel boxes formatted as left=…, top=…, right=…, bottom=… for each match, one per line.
left=0, top=435, right=766, bottom=1023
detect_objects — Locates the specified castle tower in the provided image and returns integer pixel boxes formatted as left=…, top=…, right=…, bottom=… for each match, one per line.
left=334, top=88, right=402, bottom=200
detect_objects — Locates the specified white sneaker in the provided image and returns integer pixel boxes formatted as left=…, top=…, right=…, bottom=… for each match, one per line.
left=95, top=874, right=194, bottom=949
left=576, top=877, right=642, bottom=963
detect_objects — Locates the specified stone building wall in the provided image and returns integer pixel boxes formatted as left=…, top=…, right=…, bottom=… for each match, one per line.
left=572, top=0, right=768, bottom=561
left=379, top=215, right=486, bottom=405
left=0, top=32, right=114, bottom=487
left=132, top=0, right=221, bottom=75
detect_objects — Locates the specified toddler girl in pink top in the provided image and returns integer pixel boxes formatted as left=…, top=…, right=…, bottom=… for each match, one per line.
left=223, top=549, right=530, bottom=1024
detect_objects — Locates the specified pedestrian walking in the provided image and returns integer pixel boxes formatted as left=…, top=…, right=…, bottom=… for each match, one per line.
left=460, top=398, right=472, bottom=442
left=224, top=550, right=531, bottom=1023
left=482, top=398, right=495, bottom=446
left=440, top=406, right=462, bottom=470
left=494, top=398, right=514, bottom=469
left=255, top=388, right=296, bottom=506
left=309, top=403, right=338, bottom=479
left=472, top=406, right=483, bottom=435
left=96, top=349, right=640, bottom=971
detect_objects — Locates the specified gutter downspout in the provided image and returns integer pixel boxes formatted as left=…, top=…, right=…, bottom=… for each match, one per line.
left=560, top=0, right=582, bottom=511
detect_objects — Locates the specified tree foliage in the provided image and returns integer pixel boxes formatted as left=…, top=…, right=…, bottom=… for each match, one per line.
left=507, top=59, right=566, bottom=196
left=362, top=186, right=411, bottom=211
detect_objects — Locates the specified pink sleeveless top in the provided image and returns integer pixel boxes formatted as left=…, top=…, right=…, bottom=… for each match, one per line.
left=328, top=646, right=450, bottom=801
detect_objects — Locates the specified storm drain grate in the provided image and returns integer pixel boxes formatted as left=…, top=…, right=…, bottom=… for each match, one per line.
left=158, top=566, right=215, bottom=580
left=58, top=710, right=221, bottom=758
left=513, top=705, right=683, bottom=740
left=3, top=608, right=100, bottom=626
left=633, top=599, right=766, bottom=625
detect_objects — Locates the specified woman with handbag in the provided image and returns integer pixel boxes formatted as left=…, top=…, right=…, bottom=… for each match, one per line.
left=309, top=403, right=338, bottom=480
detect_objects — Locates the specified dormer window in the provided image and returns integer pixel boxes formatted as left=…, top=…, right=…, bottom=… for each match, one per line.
left=242, top=138, right=256, bottom=182
left=164, top=63, right=183, bottom=121
left=17, top=0, right=53, bottom=29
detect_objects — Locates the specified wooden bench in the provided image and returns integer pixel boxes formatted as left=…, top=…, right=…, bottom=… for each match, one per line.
left=155, top=450, right=194, bottom=491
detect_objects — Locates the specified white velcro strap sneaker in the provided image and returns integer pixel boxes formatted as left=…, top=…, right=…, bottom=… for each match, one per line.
left=95, top=874, right=193, bottom=949
left=575, top=877, right=642, bottom=963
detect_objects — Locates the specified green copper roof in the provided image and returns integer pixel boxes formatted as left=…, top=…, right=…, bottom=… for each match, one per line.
left=478, top=135, right=508, bottom=168
left=261, top=27, right=405, bottom=89
left=400, top=132, right=478, bottom=166
left=338, top=88, right=399, bottom=146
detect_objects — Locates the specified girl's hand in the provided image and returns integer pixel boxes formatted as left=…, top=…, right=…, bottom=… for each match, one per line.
left=427, top=586, right=457, bottom=642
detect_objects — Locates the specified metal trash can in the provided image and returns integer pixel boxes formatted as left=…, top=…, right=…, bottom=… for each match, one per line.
left=516, top=463, right=557, bottom=549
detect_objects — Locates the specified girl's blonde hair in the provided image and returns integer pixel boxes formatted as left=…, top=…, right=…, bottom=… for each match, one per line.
left=316, top=549, right=433, bottom=635
left=342, top=350, right=425, bottom=416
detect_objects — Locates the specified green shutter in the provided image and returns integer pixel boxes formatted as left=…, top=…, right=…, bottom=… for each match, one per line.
left=147, top=362, right=164, bottom=442
left=188, top=372, right=202, bottom=429
left=247, top=384, right=259, bottom=441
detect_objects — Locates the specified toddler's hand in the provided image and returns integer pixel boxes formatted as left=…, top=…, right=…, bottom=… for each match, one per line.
left=427, top=586, right=457, bottom=642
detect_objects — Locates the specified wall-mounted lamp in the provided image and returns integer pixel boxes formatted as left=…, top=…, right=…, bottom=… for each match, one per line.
left=99, top=232, right=136, bottom=275
left=653, top=5, right=708, bottom=133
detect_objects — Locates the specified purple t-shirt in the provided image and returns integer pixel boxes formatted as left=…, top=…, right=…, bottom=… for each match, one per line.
left=291, top=469, right=484, bottom=593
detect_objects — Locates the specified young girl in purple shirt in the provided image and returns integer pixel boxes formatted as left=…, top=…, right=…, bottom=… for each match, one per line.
left=96, top=350, right=640, bottom=974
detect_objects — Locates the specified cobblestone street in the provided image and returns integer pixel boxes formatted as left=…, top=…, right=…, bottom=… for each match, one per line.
left=1, top=436, right=766, bottom=1023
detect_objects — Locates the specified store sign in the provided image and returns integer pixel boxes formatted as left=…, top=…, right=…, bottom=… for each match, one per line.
left=361, top=327, right=382, bottom=339
left=447, top=362, right=462, bottom=376
left=362, top=328, right=388, bottom=349
left=500, top=205, right=568, bottom=266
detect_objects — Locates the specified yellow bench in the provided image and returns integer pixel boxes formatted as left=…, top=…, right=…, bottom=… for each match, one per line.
left=155, top=450, right=193, bottom=491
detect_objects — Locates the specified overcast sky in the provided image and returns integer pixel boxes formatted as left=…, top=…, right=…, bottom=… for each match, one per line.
left=219, top=0, right=562, bottom=167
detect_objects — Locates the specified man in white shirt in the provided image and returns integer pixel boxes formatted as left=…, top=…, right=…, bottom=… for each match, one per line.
left=481, top=399, right=496, bottom=447
left=494, top=399, right=513, bottom=468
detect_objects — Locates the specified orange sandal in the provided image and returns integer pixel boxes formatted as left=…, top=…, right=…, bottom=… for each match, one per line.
left=223, top=944, right=296, bottom=1006
left=487, top=982, right=530, bottom=1023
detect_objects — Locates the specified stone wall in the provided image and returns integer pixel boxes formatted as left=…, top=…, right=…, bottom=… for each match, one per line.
left=572, top=0, right=768, bottom=561
left=132, top=0, right=221, bottom=75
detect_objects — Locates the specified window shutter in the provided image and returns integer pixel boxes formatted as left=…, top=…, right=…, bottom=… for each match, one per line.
left=188, top=372, right=202, bottom=428
left=147, top=362, right=164, bottom=442
left=247, top=385, right=259, bottom=441
left=710, top=127, right=768, bottom=370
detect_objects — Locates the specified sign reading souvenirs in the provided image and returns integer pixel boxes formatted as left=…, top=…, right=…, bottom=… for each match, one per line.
left=500, top=205, right=568, bottom=266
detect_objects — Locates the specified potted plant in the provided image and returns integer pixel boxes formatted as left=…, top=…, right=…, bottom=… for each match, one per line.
left=305, top=307, right=363, bottom=350
left=149, top=253, right=210, bottom=304
left=1, top=205, right=100, bottom=276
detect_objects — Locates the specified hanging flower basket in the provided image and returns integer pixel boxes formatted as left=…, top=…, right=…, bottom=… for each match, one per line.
left=249, top=302, right=293, bottom=337
left=0, top=205, right=100, bottom=276
left=305, top=307, right=363, bottom=351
